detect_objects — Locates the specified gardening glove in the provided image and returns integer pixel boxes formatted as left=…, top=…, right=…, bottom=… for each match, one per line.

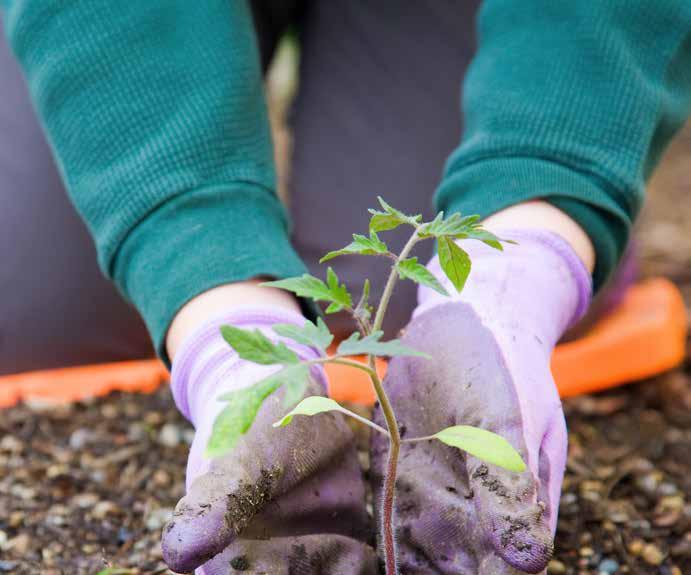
left=161, top=307, right=377, bottom=574
left=370, top=229, right=591, bottom=574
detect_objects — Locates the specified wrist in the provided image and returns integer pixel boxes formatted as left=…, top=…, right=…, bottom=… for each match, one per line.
left=166, top=279, right=301, bottom=360
left=483, top=201, right=595, bottom=273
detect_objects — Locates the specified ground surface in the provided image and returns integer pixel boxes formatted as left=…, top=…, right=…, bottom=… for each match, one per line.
left=1, top=135, right=690, bottom=574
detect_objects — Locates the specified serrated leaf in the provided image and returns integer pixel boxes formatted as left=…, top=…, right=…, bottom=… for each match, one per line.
left=273, top=317, right=333, bottom=352
left=368, top=196, right=422, bottom=233
left=396, top=257, right=448, bottom=296
left=324, top=267, right=353, bottom=312
left=220, top=326, right=299, bottom=365
left=433, top=425, right=526, bottom=473
left=320, top=231, right=389, bottom=262
left=418, top=212, right=481, bottom=238
left=262, top=268, right=352, bottom=313
left=337, top=331, right=431, bottom=359
left=465, top=228, right=505, bottom=250
left=438, top=236, right=471, bottom=293
left=217, top=363, right=310, bottom=404
left=206, top=376, right=284, bottom=458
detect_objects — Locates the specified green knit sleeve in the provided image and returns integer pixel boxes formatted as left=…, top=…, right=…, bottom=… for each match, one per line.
left=1, top=1, right=307, bottom=360
left=437, top=0, right=691, bottom=289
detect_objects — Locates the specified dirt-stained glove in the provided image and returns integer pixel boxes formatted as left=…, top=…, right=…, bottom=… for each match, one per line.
left=371, top=229, right=591, bottom=574
left=161, top=308, right=377, bottom=574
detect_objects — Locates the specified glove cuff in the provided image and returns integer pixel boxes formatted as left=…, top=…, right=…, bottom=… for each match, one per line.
left=170, top=306, right=317, bottom=423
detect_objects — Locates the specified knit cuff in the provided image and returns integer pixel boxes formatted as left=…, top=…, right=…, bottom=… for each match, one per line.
left=111, top=183, right=312, bottom=365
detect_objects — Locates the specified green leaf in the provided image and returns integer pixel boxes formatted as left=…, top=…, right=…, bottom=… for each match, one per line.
left=273, top=317, right=334, bottom=352
left=320, top=231, right=389, bottom=262
left=465, top=228, right=506, bottom=251
left=396, top=257, right=449, bottom=296
left=323, top=267, right=353, bottom=313
left=437, top=236, right=471, bottom=293
left=262, top=268, right=352, bottom=313
left=206, top=376, right=284, bottom=458
left=278, top=365, right=312, bottom=408
left=368, top=196, right=422, bottom=233
left=220, top=325, right=299, bottom=365
left=418, top=212, right=480, bottom=238
left=273, top=396, right=346, bottom=427
left=207, top=363, right=312, bottom=458
left=337, top=331, right=431, bottom=359
left=94, top=569, right=136, bottom=575
left=217, top=363, right=310, bottom=405
left=354, top=278, right=373, bottom=323
left=433, top=425, right=527, bottom=473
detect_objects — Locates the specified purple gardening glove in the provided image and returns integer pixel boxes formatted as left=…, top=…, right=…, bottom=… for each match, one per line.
left=371, top=229, right=591, bottom=574
left=161, top=308, right=377, bottom=574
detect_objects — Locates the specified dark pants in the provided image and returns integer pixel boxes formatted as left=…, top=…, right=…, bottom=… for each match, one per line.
left=0, top=1, right=479, bottom=374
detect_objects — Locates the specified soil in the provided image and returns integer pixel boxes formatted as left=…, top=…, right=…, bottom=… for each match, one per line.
left=0, top=136, right=689, bottom=574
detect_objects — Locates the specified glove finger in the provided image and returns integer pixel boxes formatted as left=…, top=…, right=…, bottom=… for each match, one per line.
left=241, top=445, right=371, bottom=542
left=371, top=303, right=554, bottom=573
left=163, top=383, right=357, bottom=572
left=538, top=410, right=568, bottom=534
left=478, top=552, right=545, bottom=575
left=468, top=456, right=553, bottom=574
left=199, top=533, right=378, bottom=575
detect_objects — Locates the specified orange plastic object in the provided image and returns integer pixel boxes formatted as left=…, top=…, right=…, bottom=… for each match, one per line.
left=551, top=278, right=687, bottom=397
left=0, top=278, right=686, bottom=408
left=0, top=359, right=168, bottom=408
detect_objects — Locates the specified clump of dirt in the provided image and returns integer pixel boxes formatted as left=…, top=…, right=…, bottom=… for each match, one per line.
left=225, top=465, right=281, bottom=535
left=472, top=464, right=510, bottom=498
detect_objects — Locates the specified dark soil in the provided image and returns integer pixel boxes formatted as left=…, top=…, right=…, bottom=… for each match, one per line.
left=0, top=129, right=689, bottom=574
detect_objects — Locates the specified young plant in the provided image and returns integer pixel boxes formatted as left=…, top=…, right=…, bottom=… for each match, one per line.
left=206, top=198, right=525, bottom=574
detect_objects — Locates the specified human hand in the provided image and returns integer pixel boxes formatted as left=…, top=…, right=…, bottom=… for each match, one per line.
left=370, top=230, right=591, bottom=574
left=161, top=308, right=377, bottom=574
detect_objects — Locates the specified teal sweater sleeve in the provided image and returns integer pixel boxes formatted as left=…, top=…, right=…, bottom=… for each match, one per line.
left=1, top=1, right=307, bottom=360
left=437, top=0, right=691, bottom=289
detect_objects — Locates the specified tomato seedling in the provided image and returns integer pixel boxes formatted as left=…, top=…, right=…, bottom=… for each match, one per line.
left=207, top=198, right=525, bottom=574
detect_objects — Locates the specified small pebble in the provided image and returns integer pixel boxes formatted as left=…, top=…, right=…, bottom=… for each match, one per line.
left=547, top=559, right=566, bottom=573
left=117, top=527, right=132, bottom=545
left=144, top=411, right=164, bottom=425
left=152, top=468, right=171, bottom=487
left=145, top=507, right=173, bottom=531
left=158, top=423, right=182, bottom=448
left=0, top=436, right=23, bottom=453
left=641, top=543, right=665, bottom=566
left=183, top=429, right=196, bottom=445
left=0, top=561, right=17, bottom=572
left=561, top=493, right=577, bottom=506
left=6, top=533, right=30, bottom=555
left=71, top=493, right=99, bottom=509
left=658, top=481, right=678, bottom=496
left=627, top=538, right=644, bottom=556
left=92, top=500, right=119, bottom=519
left=69, top=428, right=94, bottom=450
left=598, top=558, right=619, bottom=574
